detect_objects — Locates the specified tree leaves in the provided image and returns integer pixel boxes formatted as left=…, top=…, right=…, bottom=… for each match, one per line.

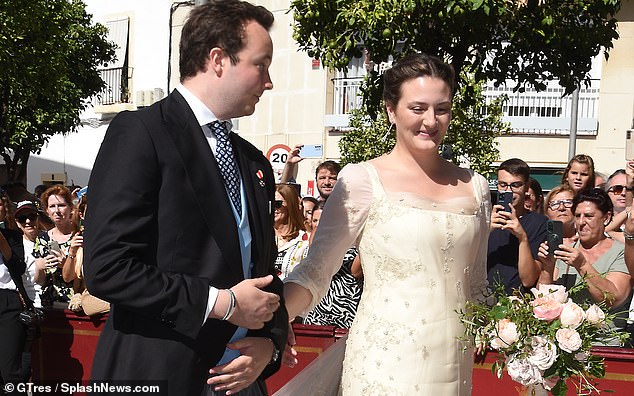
left=289, top=0, right=621, bottom=100
left=291, top=0, right=620, bottom=172
left=0, top=0, right=115, bottom=180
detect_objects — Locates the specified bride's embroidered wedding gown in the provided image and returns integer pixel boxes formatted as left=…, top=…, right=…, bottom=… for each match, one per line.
left=286, top=162, right=490, bottom=395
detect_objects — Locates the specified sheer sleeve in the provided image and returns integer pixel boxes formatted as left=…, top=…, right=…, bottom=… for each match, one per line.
left=469, top=172, right=491, bottom=302
left=285, top=163, right=373, bottom=313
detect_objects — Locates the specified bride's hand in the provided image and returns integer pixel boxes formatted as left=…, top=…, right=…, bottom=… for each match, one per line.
left=282, top=323, right=298, bottom=367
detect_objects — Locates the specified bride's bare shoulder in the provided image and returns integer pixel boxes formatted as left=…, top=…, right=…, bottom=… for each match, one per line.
left=367, top=155, right=396, bottom=172
left=436, top=160, right=472, bottom=182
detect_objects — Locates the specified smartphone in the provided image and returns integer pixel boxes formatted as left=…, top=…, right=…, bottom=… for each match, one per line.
left=497, top=191, right=513, bottom=212
left=300, top=144, right=323, bottom=159
left=627, top=129, right=634, bottom=160
left=546, top=220, right=564, bottom=256
left=49, top=240, right=62, bottom=254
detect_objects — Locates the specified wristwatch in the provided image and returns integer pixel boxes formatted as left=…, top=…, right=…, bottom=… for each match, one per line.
left=267, top=338, right=280, bottom=365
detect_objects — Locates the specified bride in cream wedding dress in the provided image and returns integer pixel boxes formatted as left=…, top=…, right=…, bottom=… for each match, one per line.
left=284, top=54, right=491, bottom=395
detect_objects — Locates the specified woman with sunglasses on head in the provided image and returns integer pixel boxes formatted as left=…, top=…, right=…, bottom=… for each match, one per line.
left=273, top=184, right=308, bottom=280
left=604, top=170, right=630, bottom=241
left=537, top=188, right=632, bottom=337
left=622, top=161, right=634, bottom=347
left=561, top=154, right=596, bottom=195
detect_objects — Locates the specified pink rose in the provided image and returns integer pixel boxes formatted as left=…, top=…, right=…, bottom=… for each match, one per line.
left=531, top=284, right=568, bottom=303
left=532, top=296, right=563, bottom=321
left=560, top=301, right=585, bottom=329
left=490, top=318, right=519, bottom=349
left=556, top=328, right=582, bottom=353
left=585, top=304, right=606, bottom=325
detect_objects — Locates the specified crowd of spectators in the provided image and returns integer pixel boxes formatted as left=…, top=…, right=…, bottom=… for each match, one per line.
left=487, top=154, right=634, bottom=347
left=0, top=182, right=108, bottom=394
left=2, top=149, right=634, bottom=392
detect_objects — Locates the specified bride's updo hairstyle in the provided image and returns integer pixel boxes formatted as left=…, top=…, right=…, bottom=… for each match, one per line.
left=382, top=53, right=455, bottom=107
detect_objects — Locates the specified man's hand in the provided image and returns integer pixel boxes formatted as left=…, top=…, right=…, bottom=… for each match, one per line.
left=211, top=275, right=280, bottom=329
left=207, top=337, right=274, bottom=395
left=492, top=204, right=527, bottom=240
left=286, top=144, right=304, bottom=165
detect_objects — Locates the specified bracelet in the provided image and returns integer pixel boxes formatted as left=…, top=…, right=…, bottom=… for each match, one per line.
left=221, top=289, right=237, bottom=321
left=624, top=231, right=634, bottom=241
left=67, top=254, right=76, bottom=260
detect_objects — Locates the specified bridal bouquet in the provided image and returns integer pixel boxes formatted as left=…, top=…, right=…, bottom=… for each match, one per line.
left=459, top=282, right=629, bottom=395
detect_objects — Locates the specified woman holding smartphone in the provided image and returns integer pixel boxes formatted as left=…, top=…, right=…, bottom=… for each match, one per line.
left=537, top=188, right=631, bottom=335
left=32, top=185, right=81, bottom=307
left=543, top=185, right=577, bottom=245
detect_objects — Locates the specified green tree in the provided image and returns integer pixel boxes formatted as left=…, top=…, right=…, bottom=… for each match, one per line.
left=290, top=0, right=620, bottom=109
left=293, top=0, right=619, bottom=171
left=0, top=0, right=115, bottom=182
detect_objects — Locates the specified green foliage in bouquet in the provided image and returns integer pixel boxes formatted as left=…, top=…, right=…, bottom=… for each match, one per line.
left=459, top=281, right=629, bottom=395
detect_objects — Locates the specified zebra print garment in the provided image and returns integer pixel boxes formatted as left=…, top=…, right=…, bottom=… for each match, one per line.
left=303, top=247, right=363, bottom=329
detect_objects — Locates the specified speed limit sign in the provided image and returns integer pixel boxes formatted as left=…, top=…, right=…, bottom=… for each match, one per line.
left=266, top=144, right=291, bottom=172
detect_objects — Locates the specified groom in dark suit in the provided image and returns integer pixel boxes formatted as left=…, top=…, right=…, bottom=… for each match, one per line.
left=84, top=1, right=287, bottom=395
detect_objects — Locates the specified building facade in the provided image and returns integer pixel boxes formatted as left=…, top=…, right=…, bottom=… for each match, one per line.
left=27, top=0, right=634, bottom=195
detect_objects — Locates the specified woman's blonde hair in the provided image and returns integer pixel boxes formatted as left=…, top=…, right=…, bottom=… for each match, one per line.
left=276, top=184, right=305, bottom=239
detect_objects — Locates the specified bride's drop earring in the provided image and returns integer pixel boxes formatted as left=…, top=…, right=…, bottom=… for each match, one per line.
left=381, top=122, right=394, bottom=143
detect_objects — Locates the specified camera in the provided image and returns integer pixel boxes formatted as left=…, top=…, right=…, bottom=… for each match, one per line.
left=497, top=191, right=513, bottom=212
left=19, top=308, right=44, bottom=326
left=546, top=220, right=564, bottom=257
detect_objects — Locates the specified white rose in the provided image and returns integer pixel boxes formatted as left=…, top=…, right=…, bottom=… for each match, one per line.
left=556, top=328, right=582, bottom=353
left=506, top=354, right=543, bottom=386
left=585, top=304, right=606, bottom=325
left=527, top=336, right=558, bottom=370
left=543, top=376, right=560, bottom=391
left=531, top=284, right=568, bottom=303
left=490, top=319, right=519, bottom=349
left=560, top=301, right=585, bottom=329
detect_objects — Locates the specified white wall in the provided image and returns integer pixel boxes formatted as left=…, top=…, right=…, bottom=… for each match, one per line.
left=27, top=0, right=173, bottom=191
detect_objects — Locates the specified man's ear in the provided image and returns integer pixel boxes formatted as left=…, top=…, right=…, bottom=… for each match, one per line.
left=207, top=47, right=225, bottom=75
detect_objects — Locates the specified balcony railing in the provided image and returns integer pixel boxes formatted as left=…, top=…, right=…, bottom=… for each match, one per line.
left=92, top=67, right=132, bottom=106
left=484, top=80, right=599, bottom=136
left=332, top=76, right=365, bottom=115
left=325, top=76, right=600, bottom=137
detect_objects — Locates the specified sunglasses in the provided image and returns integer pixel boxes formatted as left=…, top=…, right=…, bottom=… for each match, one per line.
left=16, top=213, right=38, bottom=223
left=274, top=200, right=284, bottom=209
left=548, top=199, right=574, bottom=210
left=607, top=185, right=626, bottom=195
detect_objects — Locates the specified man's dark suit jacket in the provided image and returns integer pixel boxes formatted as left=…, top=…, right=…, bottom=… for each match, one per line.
left=84, top=90, right=288, bottom=395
